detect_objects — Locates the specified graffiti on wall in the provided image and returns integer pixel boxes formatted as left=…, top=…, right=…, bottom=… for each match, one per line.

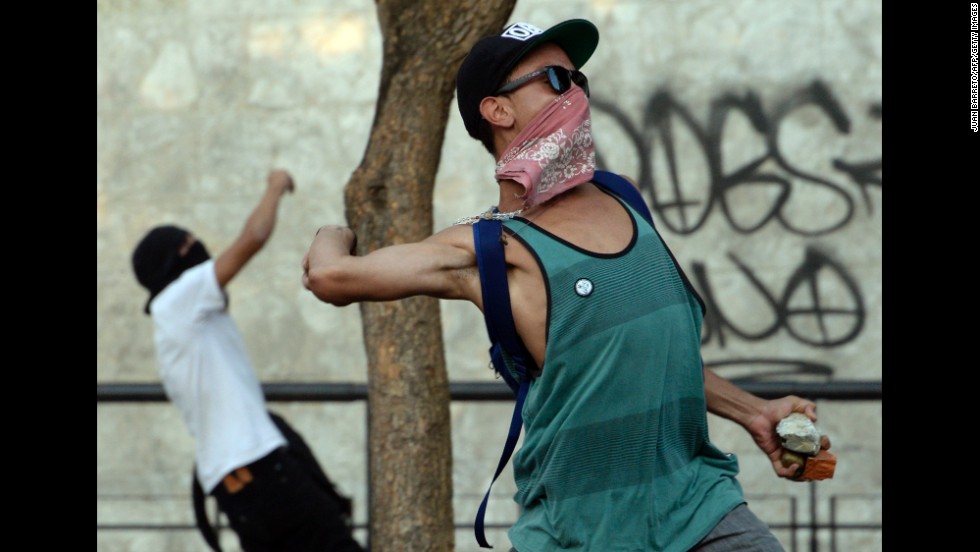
left=593, top=80, right=881, bottom=380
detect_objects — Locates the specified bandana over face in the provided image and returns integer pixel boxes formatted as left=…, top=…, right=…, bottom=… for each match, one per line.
left=131, top=225, right=211, bottom=314
left=494, top=85, right=596, bottom=207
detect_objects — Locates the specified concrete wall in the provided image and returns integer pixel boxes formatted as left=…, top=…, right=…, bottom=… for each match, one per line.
left=97, top=1, right=881, bottom=550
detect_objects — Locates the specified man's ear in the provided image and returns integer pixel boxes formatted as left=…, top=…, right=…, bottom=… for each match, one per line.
left=479, top=96, right=515, bottom=131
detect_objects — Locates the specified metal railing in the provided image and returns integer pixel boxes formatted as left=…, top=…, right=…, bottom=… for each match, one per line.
left=97, top=380, right=882, bottom=551
left=98, top=380, right=881, bottom=403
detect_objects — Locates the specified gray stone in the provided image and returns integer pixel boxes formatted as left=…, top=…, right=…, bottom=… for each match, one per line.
left=776, top=412, right=822, bottom=455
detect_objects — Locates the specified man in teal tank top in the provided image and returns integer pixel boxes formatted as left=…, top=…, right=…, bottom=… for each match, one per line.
left=500, top=201, right=748, bottom=551
left=302, top=18, right=832, bottom=552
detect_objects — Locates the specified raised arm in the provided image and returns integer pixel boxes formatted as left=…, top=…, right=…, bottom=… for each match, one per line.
left=703, top=367, right=831, bottom=480
left=301, top=224, right=480, bottom=307
left=213, top=169, right=294, bottom=287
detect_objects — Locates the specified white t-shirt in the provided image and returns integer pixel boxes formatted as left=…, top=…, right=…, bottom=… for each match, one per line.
left=150, top=260, right=287, bottom=493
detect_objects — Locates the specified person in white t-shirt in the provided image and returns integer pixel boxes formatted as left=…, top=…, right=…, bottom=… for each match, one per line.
left=132, top=169, right=363, bottom=552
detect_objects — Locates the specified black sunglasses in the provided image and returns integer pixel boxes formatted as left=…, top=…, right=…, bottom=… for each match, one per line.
left=495, top=65, right=590, bottom=98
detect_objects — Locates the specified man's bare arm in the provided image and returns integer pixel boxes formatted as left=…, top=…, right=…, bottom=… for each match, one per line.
left=704, top=367, right=831, bottom=479
left=214, top=170, right=294, bottom=288
left=301, top=224, right=480, bottom=306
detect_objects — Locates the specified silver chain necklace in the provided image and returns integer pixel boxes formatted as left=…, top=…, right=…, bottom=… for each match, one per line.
left=454, top=206, right=525, bottom=226
left=454, top=202, right=552, bottom=246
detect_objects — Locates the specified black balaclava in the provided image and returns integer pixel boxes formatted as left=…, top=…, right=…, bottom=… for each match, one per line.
left=131, top=225, right=211, bottom=314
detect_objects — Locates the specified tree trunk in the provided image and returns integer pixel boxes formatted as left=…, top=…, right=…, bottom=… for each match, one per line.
left=344, top=2, right=516, bottom=550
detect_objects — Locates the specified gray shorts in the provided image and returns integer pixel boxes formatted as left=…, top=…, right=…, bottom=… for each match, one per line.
left=691, top=503, right=785, bottom=552
left=508, top=503, right=784, bottom=552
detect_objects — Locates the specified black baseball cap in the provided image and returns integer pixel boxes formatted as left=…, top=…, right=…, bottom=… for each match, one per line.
left=455, top=19, right=599, bottom=139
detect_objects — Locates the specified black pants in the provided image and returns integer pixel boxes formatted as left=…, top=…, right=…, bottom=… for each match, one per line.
left=211, top=447, right=363, bottom=552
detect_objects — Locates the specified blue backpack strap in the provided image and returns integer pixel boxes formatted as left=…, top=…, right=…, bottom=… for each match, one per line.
left=473, top=378, right=528, bottom=548
left=473, top=218, right=536, bottom=390
left=591, top=169, right=654, bottom=225
left=591, top=170, right=706, bottom=316
left=472, top=217, right=535, bottom=548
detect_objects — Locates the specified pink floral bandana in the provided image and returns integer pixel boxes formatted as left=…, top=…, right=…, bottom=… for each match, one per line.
left=494, top=85, right=596, bottom=207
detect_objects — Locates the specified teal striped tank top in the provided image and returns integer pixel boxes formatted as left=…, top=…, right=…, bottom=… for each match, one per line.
left=502, top=189, right=745, bottom=551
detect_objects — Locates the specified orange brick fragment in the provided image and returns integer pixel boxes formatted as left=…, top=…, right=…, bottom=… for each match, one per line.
left=801, top=450, right=837, bottom=480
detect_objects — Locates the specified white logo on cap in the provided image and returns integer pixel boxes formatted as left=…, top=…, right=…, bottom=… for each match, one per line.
left=501, top=22, right=544, bottom=41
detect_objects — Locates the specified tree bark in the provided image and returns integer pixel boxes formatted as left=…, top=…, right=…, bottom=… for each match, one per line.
left=344, top=2, right=516, bottom=550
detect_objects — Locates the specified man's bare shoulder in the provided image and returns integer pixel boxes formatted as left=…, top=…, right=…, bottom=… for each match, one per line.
left=426, top=223, right=476, bottom=252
